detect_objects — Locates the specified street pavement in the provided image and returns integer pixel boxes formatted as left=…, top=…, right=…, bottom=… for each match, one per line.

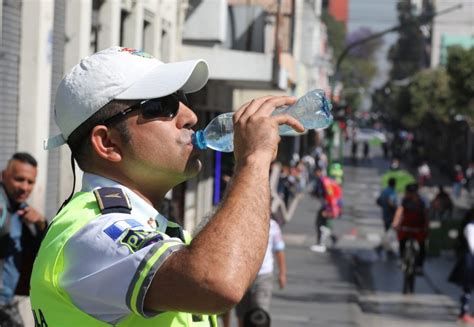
left=224, top=144, right=473, bottom=327
left=334, top=147, right=462, bottom=327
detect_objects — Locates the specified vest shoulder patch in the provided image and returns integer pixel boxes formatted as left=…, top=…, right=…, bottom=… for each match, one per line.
left=119, top=229, right=164, bottom=252
left=103, top=218, right=143, bottom=241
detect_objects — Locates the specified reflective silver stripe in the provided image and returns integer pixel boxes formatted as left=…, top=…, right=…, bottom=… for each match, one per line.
left=125, top=239, right=185, bottom=315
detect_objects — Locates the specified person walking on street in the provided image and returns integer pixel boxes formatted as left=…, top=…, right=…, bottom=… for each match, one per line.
left=376, top=178, right=398, bottom=257
left=465, top=162, right=474, bottom=194
left=429, top=185, right=454, bottom=221
left=377, top=178, right=398, bottom=232
left=0, top=153, right=46, bottom=327
left=453, top=164, right=466, bottom=199
left=351, top=141, right=358, bottom=165
left=223, top=217, right=286, bottom=327
left=362, top=141, right=370, bottom=163
left=448, top=209, right=474, bottom=324
left=310, top=168, right=342, bottom=253
left=417, top=161, right=431, bottom=187
left=310, top=167, right=327, bottom=253
left=392, top=183, right=429, bottom=274
left=30, top=47, right=305, bottom=326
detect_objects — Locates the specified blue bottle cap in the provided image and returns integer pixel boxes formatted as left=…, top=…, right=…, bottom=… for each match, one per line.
left=192, top=130, right=207, bottom=150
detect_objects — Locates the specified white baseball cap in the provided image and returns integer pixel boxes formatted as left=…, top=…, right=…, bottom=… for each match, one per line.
left=44, top=46, right=209, bottom=150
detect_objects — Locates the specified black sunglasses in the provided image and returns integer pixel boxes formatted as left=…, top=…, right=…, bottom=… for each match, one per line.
left=103, top=91, right=188, bottom=126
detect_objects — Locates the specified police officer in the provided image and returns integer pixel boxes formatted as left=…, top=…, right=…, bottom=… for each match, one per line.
left=30, top=47, right=304, bottom=326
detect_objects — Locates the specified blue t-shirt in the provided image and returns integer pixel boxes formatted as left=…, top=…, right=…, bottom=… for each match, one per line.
left=380, top=187, right=397, bottom=220
left=0, top=212, right=23, bottom=304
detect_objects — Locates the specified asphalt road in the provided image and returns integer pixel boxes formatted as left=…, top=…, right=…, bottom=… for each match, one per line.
left=224, top=144, right=467, bottom=327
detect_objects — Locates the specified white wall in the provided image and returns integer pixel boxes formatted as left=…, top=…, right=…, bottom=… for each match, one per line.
left=97, top=0, right=121, bottom=50
left=0, top=0, right=3, bottom=38
left=183, top=0, right=227, bottom=43
left=17, top=0, right=55, bottom=213
left=57, top=0, right=93, bottom=200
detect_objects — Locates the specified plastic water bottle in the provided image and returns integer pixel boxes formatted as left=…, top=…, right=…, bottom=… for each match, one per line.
left=192, top=89, right=333, bottom=152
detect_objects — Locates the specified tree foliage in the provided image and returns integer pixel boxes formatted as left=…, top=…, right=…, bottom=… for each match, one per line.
left=446, top=46, right=474, bottom=115
left=375, top=46, right=474, bottom=129
left=389, top=0, right=427, bottom=80
left=406, top=68, right=451, bottom=126
left=321, top=9, right=345, bottom=61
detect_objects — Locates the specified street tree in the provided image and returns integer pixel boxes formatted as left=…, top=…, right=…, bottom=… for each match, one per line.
left=446, top=46, right=474, bottom=117
left=389, top=0, right=428, bottom=81
left=407, top=68, right=451, bottom=127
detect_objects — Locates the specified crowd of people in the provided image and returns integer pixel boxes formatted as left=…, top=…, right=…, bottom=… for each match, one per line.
left=375, top=155, right=474, bottom=323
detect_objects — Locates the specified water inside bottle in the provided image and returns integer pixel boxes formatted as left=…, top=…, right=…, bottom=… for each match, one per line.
left=206, top=133, right=234, bottom=152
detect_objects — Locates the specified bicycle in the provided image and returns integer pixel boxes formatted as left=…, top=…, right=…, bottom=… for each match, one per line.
left=395, top=226, right=425, bottom=294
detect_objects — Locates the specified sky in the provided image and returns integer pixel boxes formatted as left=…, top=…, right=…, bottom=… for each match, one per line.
left=347, top=0, right=399, bottom=91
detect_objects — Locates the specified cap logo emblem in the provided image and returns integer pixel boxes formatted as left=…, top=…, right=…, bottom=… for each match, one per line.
left=120, top=47, right=153, bottom=59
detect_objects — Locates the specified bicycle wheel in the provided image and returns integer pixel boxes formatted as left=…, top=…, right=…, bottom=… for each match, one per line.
left=403, top=239, right=417, bottom=294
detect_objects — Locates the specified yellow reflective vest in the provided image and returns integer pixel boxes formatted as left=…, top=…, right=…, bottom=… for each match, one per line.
left=30, top=190, right=217, bottom=326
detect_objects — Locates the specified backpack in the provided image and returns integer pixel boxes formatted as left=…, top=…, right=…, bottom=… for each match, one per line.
left=376, top=194, right=384, bottom=207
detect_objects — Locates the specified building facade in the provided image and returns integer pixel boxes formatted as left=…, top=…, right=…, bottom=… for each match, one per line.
left=1, top=0, right=332, bottom=232
left=431, top=0, right=474, bottom=67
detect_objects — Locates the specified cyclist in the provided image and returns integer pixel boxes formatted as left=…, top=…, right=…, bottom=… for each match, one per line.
left=392, top=183, right=429, bottom=274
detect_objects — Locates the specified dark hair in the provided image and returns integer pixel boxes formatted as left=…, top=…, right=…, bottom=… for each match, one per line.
left=243, top=308, right=270, bottom=327
left=405, top=183, right=418, bottom=194
left=388, top=177, right=396, bottom=187
left=11, top=152, right=37, bottom=167
left=67, top=100, right=134, bottom=170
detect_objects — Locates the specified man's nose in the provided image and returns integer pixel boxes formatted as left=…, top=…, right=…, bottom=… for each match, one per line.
left=177, top=103, right=198, bottom=129
left=19, top=181, right=31, bottom=193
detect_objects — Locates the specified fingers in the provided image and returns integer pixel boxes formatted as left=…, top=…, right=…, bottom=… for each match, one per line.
left=236, top=96, right=296, bottom=123
left=232, top=96, right=271, bottom=123
left=272, top=114, right=305, bottom=134
left=232, top=94, right=300, bottom=165
left=18, top=206, right=43, bottom=223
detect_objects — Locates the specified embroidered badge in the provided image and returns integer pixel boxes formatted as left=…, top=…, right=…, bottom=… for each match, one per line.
left=103, top=219, right=143, bottom=241
left=120, top=229, right=164, bottom=252
left=120, top=47, right=154, bottom=58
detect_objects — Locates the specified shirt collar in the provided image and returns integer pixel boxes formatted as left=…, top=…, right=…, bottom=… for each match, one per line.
left=81, top=173, right=168, bottom=232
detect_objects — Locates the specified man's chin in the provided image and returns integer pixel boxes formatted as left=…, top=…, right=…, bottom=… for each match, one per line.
left=184, top=159, right=202, bottom=178
left=14, top=196, right=28, bottom=204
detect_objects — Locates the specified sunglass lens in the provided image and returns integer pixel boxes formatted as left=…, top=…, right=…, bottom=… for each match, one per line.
left=141, top=96, right=179, bottom=119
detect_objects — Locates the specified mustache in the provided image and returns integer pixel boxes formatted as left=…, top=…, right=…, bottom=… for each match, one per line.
left=178, top=130, right=194, bottom=144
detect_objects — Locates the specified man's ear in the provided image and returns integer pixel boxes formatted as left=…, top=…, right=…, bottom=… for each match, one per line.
left=90, top=125, right=123, bottom=163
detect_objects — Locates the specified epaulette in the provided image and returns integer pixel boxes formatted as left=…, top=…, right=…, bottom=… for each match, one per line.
left=93, top=187, right=132, bottom=214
